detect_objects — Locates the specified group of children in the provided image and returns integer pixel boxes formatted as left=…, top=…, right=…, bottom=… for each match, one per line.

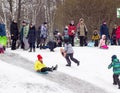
left=90, top=29, right=109, bottom=49
left=34, top=54, right=120, bottom=90
left=34, top=39, right=120, bottom=90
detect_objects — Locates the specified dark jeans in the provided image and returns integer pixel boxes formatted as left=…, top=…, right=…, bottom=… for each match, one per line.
left=69, top=35, right=74, bottom=46
left=79, top=36, right=87, bottom=46
left=41, top=67, right=52, bottom=72
left=29, top=42, right=35, bottom=49
left=94, top=40, right=99, bottom=47
left=113, top=74, right=120, bottom=87
left=11, top=39, right=17, bottom=50
left=40, top=38, right=47, bottom=49
left=65, top=53, right=79, bottom=65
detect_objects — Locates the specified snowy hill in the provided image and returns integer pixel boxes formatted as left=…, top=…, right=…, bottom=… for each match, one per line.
left=0, top=46, right=120, bottom=93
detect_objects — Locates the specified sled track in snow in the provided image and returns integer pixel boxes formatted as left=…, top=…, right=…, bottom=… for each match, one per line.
left=0, top=52, right=109, bottom=93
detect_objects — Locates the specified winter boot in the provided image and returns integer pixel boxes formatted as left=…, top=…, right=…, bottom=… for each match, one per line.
left=40, top=45, right=42, bottom=49
left=33, top=48, right=35, bottom=52
left=53, top=65, right=58, bottom=70
left=77, top=61, right=80, bottom=66
left=113, top=83, right=117, bottom=85
left=29, top=48, right=32, bottom=52
left=118, top=86, right=120, bottom=89
left=66, top=64, right=71, bottom=67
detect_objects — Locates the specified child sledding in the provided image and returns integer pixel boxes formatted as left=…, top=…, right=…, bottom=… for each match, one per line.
left=34, top=54, right=58, bottom=73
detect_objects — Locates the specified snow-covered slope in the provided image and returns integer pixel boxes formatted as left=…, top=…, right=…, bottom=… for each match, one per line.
left=0, top=46, right=120, bottom=93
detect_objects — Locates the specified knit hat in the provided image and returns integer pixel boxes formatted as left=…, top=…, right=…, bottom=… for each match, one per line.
left=37, top=54, right=43, bottom=60
left=111, top=55, right=117, bottom=59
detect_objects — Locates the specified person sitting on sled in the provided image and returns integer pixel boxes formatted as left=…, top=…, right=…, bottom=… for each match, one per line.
left=34, top=54, right=58, bottom=72
left=98, top=34, right=109, bottom=49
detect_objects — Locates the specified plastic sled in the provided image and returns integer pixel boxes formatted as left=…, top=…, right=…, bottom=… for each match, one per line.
left=87, top=41, right=95, bottom=47
left=38, top=71, right=48, bottom=74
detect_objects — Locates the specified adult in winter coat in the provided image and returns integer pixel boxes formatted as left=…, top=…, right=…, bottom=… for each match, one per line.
left=27, top=24, right=36, bottom=52
left=10, top=20, right=19, bottom=50
left=116, top=26, right=120, bottom=45
left=34, top=54, right=58, bottom=72
left=60, top=40, right=80, bottom=67
left=23, top=21, right=29, bottom=50
left=20, top=21, right=26, bottom=49
left=100, top=21, right=110, bottom=41
left=40, top=22, right=48, bottom=49
left=108, top=55, right=120, bottom=89
left=77, top=18, right=88, bottom=46
left=111, top=24, right=117, bottom=45
left=68, top=20, right=76, bottom=46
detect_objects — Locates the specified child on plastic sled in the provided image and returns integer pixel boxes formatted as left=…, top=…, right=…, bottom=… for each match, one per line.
left=108, top=55, right=120, bottom=89
left=98, top=34, right=108, bottom=49
left=0, top=44, right=4, bottom=54
left=34, top=54, right=58, bottom=73
left=60, top=40, right=80, bottom=67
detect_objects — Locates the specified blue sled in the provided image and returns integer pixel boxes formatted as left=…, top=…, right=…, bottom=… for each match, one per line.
left=38, top=71, right=48, bottom=74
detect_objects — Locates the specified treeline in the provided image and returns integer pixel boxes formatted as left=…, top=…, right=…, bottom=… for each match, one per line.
left=54, top=0, right=120, bottom=38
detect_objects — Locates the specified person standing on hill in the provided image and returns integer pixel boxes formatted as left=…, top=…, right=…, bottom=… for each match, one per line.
left=27, top=24, right=36, bottom=52
left=111, top=24, right=117, bottom=45
left=100, top=21, right=110, bottom=43
left=40, top=22, right=48, bottom=49
left=77, top=18, right=88, bottom=46
left=10, top=20, right=19, bottom=50
left=116, top=26, right=120, bottom=45
left=108, top=55, right=120, bottom=89
left=68, top=20, right=76, bottom=46
left=63, top=26, right=69, bottom=44
left=23, top=20, right=30, bottom=50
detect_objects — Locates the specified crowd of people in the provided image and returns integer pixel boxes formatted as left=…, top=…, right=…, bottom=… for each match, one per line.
left=1, top=18, right=120, bottom=52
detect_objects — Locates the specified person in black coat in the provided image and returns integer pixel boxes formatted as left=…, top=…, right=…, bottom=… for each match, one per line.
left=10, top=20, right=19, bottom=50
left=27, top=24, right=36, bottom=52
left=111, top=24, right=117, bottom=45
left=100, top=21, right=110, bottom=42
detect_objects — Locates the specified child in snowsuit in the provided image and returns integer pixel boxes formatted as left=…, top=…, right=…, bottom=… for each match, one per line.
left=0, top=44, right=4, bottom=54
left=98, top=34, right=108, bottom=49
left=108, top=55, right=120, bottom=89
left=60, top=40, right=80, bottom=67
left=91, top=29, right=100, bottom=47
left=34, top=54, right=58, bottom=72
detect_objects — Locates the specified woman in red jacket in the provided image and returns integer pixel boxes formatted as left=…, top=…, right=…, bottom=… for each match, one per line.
left=68, top=20, right=76, bottom=46
left=116, top=26, right=120, bottom=45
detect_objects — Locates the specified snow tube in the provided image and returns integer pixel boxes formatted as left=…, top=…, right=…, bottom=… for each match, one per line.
left=87, top=41, right=95, bottom=47
left=0, top=36, right=7, bottom=46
